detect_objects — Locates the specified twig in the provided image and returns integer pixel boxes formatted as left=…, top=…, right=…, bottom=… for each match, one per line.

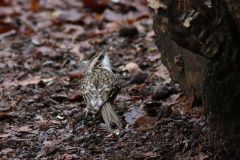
left=0, top=30, right=16, bottom=41
left=19, top=16, right=38, bottom=33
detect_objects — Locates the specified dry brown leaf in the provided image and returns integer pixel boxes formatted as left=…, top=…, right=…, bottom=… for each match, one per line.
left=61, top=153, right=73, bottom=160
left=162, top=93, right=181, bottom=106
left=70, top=45, right=84, bottom=61
left=14, top=126, right=38, bottom=134
left=135, top=116, right=155, bottom=127
left=177, top=103, right=189, bottom=114
left=123, top=62, right=139, bottom=72
left=155, top=63, right=170, bottom=79
left=63, top=24, right=85, bottom=42
left=0, top=51, right=11, bottom=58
left=68, top=90, right=82, bottom=100
left=17, top=77, right=55, bottom=86
left=183, top=18, right=191, bottom=28
left=147, top=0, right=167, bottom=13
left=147, top=30, right=155, bottom=38
left=1, top=147, right=14, bottom=155
left=105, top=21, right=121, bottom=31
left=123, top=107, right=145, bottom=124
left=0, top=106, right=11, bottom=111
left=0, top=133, right=11, bottom=139
left=11, top=100, right=17, bottom=107
left=58, top=11, right=83, bottom=22
left=37, top=46, right=53, bottom=56
left=0, top=113, right=9, bottom=119
left=12, top=76, right=55, bottom=86
left=30, top=0, right=39, bottom=11
left=0, top=6, right=21, bottom=16
left=115, top=94, right=132, bottom=102
left=148, top=53, right=160, bottom=61
left=43, top=139, right=61, bottom=148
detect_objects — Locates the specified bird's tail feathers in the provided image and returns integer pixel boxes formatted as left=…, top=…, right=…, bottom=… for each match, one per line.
left=101, top=102, right=122, bottom=130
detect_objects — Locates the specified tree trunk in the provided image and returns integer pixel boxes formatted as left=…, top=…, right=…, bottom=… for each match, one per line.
left=148, top=0, right=240, bottom=157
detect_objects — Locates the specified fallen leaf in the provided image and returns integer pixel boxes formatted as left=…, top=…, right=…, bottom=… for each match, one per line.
left=0, top=106, right=11, bottom=111
left=0, top=133, right=11, bottom=139
left=123, top=107, right=145, bottom=124
left=37, top=20, right=52, bottom=29
left=126, top=18, right=136, bottom=24
left=148, top=0, right=167, bottom=13
left=183, top=18, right=191, bottom=28
left=69, top=74, right=84, bottom=80
left=123, top=62, right=139, bottom=72
left=82, top=0, right=110, bottom=12
left=135, top=124, right=153, bottom=132
left=115, top=94, right=132, bottom=102
left=43, top=139, right=61, bottom=148
left=14, top=126, right=38, bottom=134
left=61, top=153, right=73, bottom=160
left=37, top=46, right=53, bottom=56
left=105, top=21, right=121, bottom=31
left=0, top=6, right=21, bottom=16
left=11, top=100, right=17, bottom=107
left=0, top=51, right=11, bottom=58
left=58, top=11, right=83, bottom=22
left=30, top=0, right=39, bottom=11
left=104, top=9, right=125, bottom=21
left=137, top=14, right=150, bottom=20
left=126, top=96, right=140, bottom=101
left=68, top=90, right=82, bottom=100
left=12, top=76, right=55, bottom=86
left=80, top=41, right=92, bottom=49
left=0, top=0, right=12, bottom=6
left=1, top=147, right=14, bottom=155
left=135, top=116, right=155, bottom=127
left=148, top=53, right=160, bottom=61
left=144, top=152, right=158, bottom=157
left=0, top=113, right=9, bottom=119
left=175, top=103, right=189, bottom=114
left=192, top=153, right=209, bottom=160
left=70, top=45, right=84, bottom=61
left=162, top=93, right=181, bottom=106
left=155, top=63, right=170, bottom=79
left=147, top=30, right=155, bottom=38
left=128, top=68, right=148, bottom=84
left=105, top=133, right=118, bottom=139
left=63, top=24, right=85, bottom=42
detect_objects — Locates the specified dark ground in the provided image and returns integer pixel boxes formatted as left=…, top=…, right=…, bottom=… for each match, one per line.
left=0, top=0, right=224, bottom=159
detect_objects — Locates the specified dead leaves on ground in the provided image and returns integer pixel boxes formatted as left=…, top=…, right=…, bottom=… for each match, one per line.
left=12, top=76, right=56, bottom=86
left=0, top=0, right=212, bottom=159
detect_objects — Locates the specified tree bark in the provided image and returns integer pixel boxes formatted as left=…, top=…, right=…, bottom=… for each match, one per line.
left=148, top=0, right=240, bottom=157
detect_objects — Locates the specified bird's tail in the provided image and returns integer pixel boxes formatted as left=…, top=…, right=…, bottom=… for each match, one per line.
left=101, top=102, right=122, bottom=130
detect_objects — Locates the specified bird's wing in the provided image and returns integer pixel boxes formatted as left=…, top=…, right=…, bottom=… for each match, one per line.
left=81, top=68, right=120, bottom=111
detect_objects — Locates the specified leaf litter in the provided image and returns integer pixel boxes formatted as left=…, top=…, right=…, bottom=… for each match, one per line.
left=0, top=0, right=225, bottom=159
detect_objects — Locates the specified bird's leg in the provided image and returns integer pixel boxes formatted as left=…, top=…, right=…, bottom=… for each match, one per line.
left=84, top=104, right=91, bottom=118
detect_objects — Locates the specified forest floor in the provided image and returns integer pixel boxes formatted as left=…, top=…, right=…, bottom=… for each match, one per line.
left=0, top=0, right=225, bottom=159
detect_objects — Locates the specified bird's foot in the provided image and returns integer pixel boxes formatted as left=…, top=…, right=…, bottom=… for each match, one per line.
left=84, top=108, right=90, bottom=118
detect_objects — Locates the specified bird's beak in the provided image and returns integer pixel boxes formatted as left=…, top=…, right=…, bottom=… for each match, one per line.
left=101, top=42, right=115, bottom=56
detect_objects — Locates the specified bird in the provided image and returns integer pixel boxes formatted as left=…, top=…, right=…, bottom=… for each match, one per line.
left=81, top=42, right=122, bottom=130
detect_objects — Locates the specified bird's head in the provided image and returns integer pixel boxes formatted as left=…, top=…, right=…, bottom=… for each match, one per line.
left=85, top=42, right=115, bottom=74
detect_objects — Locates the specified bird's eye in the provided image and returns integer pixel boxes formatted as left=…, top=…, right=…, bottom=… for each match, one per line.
left=98, top=56, right=103, bottom=61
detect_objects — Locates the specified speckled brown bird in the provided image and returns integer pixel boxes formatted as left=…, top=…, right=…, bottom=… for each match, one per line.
left=81, top=42, right=122, bottom=130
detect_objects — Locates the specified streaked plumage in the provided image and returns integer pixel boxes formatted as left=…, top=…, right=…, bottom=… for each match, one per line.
left=81, top=42, right=122, bottom=129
